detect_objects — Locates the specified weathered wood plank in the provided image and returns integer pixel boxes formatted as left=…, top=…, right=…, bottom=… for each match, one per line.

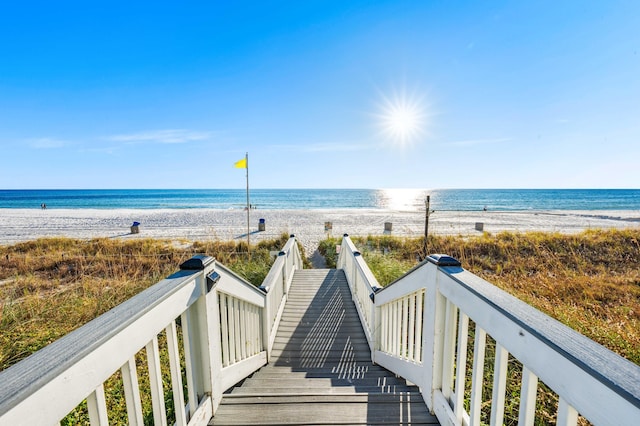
left=239, top=377, right=409, bottom=388
left=219, top=393, right=425, bottom=404
left=210, top=401, right=439, bottom=425
left=230, top=386, right=419, bottom=395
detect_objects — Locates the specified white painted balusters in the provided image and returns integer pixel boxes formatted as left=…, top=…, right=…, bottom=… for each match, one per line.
left=218, top=292, right=263, bottom=367
left=166, top=320, right=187, bottom=426
left=377, top=289, right=425, bottom=364
left=121, top=357, right=144, bottom=426
left=441, top=300, right=459, bottom=401
left=453, top=312, right=469, bottom=423
left=146, top=336, right=168, bottom=426
left=469, top=326, right=487, bottom=426
left=337, top=235, right=381, bottom=350
left=259, top=236, right=301, bottom=356
left=557, top=397, right=579, bottom=426
left=491, top=345, right=508, bottom=425
left=87, top=384, right=109, bottom=426
left=518, top=367, right=539, bottom=426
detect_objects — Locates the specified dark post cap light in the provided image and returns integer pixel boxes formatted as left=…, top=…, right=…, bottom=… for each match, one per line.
left=180, top=254, right=215, bottom=271
left=427, top=254, right=461, bottom=267
left=206, top=271, right=220, bottom=293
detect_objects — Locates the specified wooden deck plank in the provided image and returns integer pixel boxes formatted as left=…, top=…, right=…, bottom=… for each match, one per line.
left=211, top=402, right=438, bottom=425
left=219, top=393, right=426, bottom=404
left=229, top=386, right=421, bottom=395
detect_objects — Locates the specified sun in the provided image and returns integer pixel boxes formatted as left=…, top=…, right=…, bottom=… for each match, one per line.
left=376, top=89, right=428, bottom=148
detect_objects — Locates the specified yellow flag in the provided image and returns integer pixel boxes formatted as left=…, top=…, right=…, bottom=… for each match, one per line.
left=234, top=157, right=247, bottom=168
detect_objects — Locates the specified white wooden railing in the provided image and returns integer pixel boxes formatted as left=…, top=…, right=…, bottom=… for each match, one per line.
left=338, top=235, right=640, bottom=426
left=336, top=235, right=381, bottom=350
left=0, top=236, right=302, bottom=425
left=259, top=235, right=303, bottom=357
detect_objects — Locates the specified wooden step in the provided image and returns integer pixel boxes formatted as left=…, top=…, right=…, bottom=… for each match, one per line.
left=219, top=393, right=426, bottom=404
left=251, top=370, right=399, bottom=380
left=238, top=377, right=410, bottom=388
left=229, top=385, right=420, bottom=395
left=210, top=397, right=438, bottom=425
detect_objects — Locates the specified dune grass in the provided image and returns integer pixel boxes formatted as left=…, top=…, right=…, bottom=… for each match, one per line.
left=321, top=229, right=640, bottom=365
left=321, top=229, right=639, bottom=425
left=2, top=230, right=638, bottom=424
left=0, top=234, right=307, bottom=424
left=0, top=234, right=302, bottom=371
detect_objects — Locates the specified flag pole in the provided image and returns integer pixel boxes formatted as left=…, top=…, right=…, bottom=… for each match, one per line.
left=245, top=152, right=250, bottom=254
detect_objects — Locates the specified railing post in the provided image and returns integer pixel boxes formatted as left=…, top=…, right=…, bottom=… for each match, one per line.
left=351, top=251, right=360, bottom=305
left=421, top=254, right=461, bottom=413
left=371, top=299, right=379, bottom=363
left=262, top=286, right=272, bottom=362
left=179, top=255, right=222, bottom=415
left=338, top=234, right=348, bottom=269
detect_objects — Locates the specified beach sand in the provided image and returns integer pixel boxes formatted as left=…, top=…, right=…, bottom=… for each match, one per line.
left=0, top=209, right=640, bottom=256
left=1, top=208, right=639, bottom=256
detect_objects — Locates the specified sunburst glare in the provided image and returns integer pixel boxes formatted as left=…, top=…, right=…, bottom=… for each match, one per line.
left=375, top=88, right=429, bottom=148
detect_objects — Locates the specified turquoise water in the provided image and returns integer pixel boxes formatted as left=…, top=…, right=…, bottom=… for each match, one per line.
left=0, top=189, right=639, bottom=211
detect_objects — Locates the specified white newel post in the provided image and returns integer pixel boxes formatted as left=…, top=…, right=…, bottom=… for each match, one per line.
left=371, top=294, right=379, bottom=359
left=207, top=284, right=224, bottom=414
left=179, top=255, right=223, bottom=415
left=280, top=252, right=287, bottom=294
left=351, top=251, right=360, bottom=306
left=421, top=254, right=461, bottom=413
left=262, top=288, right=273, bottom=362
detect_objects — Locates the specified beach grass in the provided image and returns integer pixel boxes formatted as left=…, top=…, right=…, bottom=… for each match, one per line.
left=322, top=230, right=640, bottom=365
left=0, top=234, right=305, bottom=371
left=319, top=230, right=640, bottom=426
left=2, top=230, right=638, bottom=424
left=0, top=234, right=307, bottom=424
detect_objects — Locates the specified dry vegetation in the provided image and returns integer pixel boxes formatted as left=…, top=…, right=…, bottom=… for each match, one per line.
left=2, top=230, right=638, bottom=425
left=321, top=229, right=640, bottom=425
left=320, top=229, right=640, bottom=365
left=0, top=234, right=303, bottom=372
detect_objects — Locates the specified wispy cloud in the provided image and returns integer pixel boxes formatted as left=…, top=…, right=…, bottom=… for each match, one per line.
left=107, top=129, right=212, bottom=144
left=446, top=137, right=510, bottom=147
left=271, top=142, right=373, bottom=153
left=27, top=138, right=69, bottom=149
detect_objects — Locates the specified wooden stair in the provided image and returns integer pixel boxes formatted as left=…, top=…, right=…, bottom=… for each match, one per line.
left=210, top=269, right=438, bottom=425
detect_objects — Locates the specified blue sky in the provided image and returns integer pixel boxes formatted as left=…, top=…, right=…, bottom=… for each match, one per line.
left=1, top=1, right=638, bottom=189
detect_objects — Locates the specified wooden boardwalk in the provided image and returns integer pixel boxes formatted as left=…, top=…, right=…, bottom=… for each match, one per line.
left=210, top=269, right=438, bottom=425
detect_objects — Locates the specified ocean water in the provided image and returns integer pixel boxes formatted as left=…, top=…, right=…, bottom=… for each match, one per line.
left=0, top=189, right=639, bottom=211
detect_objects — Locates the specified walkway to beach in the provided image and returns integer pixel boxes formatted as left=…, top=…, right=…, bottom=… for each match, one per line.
left=210, top=269, right=438, bottom=425
left=2, top=234, right=638, bottom=425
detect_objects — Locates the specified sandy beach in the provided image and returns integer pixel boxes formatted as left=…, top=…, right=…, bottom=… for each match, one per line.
left=1, top=208, right=639, bottom=256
